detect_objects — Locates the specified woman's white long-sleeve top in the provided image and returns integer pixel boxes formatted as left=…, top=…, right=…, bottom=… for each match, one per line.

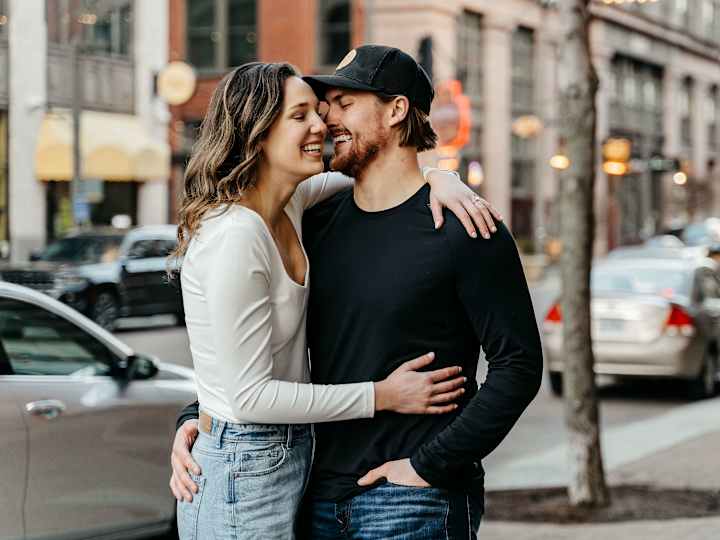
left=181, top=173, right=375, bottom=424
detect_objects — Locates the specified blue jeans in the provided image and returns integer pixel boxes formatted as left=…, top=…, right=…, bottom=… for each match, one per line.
left=307, top=482, right=482, bottom=539
left=177, top=418, right=313, bottom=540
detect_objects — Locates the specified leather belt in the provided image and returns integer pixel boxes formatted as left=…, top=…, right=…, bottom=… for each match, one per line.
left=198, top=411, right=213, bottom=434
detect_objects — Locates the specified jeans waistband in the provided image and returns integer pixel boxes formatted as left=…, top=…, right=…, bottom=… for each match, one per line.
left=198, top=411, right=311, bottom=449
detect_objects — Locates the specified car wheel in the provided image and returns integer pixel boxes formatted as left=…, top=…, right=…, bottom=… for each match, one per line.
left=91, top=291, right=119, bottom=332
left=687, top=351, right=718, bottom=400
left=549, top=372, right=563, bottom=397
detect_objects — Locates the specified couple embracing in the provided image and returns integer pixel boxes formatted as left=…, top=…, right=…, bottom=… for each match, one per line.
left=168, top=44, right=542, bottom=539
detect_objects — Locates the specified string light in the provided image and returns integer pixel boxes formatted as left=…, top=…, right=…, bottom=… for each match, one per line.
left=78, top=13, right=97, bottom=25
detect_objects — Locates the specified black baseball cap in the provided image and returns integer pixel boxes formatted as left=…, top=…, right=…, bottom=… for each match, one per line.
left=303, top=44, right=434, bottom=114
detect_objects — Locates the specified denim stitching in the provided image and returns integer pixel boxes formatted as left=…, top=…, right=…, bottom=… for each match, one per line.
left=444, top=493, right=450, bottom=540
left=466, top=495, right=471, bottom=539
left=234, top=443, right=287, bottom=477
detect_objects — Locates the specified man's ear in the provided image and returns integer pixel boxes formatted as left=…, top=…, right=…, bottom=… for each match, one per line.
left=388, top=96, right=410, bottom=127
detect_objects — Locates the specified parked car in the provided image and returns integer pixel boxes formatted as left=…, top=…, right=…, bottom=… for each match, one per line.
left=0, top=225, right=183, bottom=331
left=544, top=254, right=720, bottom=400
left=643, top=235, right=685, bottom=248
left=0, top=280, right=195, bottom=540
left=682, top=218, right=720, bottom=247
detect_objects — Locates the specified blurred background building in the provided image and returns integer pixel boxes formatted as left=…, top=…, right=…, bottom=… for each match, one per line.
left=1, top=0, right=719, bottom=260
left=3, top=0, right=170, bottom=262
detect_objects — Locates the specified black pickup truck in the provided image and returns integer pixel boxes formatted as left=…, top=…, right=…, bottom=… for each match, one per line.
left=0, top=226, right=183, bottom=331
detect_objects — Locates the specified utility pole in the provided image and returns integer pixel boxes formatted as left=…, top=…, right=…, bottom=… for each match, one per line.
left=71, top=30, right=83, bottom=227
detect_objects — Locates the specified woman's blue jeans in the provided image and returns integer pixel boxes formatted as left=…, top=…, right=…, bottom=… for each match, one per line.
left=177, top=417, right=313, bottom=540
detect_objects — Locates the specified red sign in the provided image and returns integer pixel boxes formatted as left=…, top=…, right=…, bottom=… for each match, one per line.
left=430, top=80, right=471, bottom=149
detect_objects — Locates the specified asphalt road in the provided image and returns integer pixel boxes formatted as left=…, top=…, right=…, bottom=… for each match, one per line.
left=116, top=274, right=693, bottom=475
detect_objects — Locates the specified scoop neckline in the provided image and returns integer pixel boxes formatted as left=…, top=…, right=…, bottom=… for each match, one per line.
left=232, top=204, right=309, bottom=290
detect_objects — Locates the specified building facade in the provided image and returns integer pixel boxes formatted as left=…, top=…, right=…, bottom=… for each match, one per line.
left=370, top=0, right=720, bottom=253
left=5, top=0, right=171, bottom=262
left=166, top=0, right=720, bottom=254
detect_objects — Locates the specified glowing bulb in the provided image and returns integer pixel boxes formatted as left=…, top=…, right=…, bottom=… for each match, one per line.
left=468, top=161, right=484, bottom=187
left=550, top=154, right=570, bottom=170
left=673, top=172, right=688, bottom=185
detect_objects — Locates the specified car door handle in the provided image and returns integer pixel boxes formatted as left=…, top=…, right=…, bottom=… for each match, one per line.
left=25, top=399, right=66, bottom=419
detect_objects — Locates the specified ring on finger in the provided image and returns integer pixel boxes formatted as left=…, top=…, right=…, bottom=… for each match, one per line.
left=471, top=195, right=484, bottom=207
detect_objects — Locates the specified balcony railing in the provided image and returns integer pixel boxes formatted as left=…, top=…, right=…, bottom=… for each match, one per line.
left=47, top=44, right=134, bottom=113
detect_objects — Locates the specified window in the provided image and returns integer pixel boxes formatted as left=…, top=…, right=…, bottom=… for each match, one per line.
left=680, top=77, right=693, bottom=148
left=709, top=86, right=719, bottom=149
left=511, top=27, right=534, bottom=115
left=674, top=0, right=690, bottom=27
left=703, top=0, right=715, bottom=38
left=126, top=238, right=177, bottom=259
left=186, top=0, right=257, bottom=70
left=457, top=11, right=484, bottom=167
left=0, top=298, right=115, bottom=376
left=319, top=0, right=351, bottom=67
left=46, top=0, right=133, bottom=56
left=511, top=27, right=536, bottom=242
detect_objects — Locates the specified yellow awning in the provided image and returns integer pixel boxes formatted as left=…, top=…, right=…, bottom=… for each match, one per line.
left=35, top=110, right=170, bottom=181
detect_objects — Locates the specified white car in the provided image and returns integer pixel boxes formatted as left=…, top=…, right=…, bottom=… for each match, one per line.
left=0, top=281, right=196, bottom=540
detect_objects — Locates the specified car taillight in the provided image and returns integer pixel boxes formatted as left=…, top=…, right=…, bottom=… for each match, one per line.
left=543, top=303, right=562, bottom=333
left=665, top=305, right=695, bottom=337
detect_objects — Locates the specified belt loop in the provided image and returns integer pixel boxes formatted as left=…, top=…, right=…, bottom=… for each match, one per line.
left=214, top=419, right=226, bottom=449
left=286, top=424, right=293, bottom=448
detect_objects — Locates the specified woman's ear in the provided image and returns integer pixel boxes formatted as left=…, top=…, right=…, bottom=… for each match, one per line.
left=388, top=96, right=410, bottom=127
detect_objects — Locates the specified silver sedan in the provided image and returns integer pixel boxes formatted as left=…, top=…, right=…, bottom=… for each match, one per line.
left=0, top=281, right=196, bottom=540
left=544, top=254, right=720, bottom=400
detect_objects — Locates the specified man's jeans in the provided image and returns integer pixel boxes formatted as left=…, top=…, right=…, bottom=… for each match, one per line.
left=307, top=482, right=482, bottom=539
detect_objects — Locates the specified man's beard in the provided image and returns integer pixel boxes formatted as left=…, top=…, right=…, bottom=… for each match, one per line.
left=330, top=130, right=388, bottom=178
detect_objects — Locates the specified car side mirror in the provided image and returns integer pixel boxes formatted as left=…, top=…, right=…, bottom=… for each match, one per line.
left=114, top=353, right=159, bottom=384
left=29, top=250, right=42, bottom=262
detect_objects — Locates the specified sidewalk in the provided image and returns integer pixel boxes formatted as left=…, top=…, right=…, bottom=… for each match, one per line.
left=481, top=398, right=720, bottom=539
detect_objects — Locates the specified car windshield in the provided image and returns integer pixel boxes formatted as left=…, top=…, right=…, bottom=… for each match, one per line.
left=683, top=221, right=720, bottom=246
left=591, top=265, right=691, bottom=297
left=38, top=235, right=123, bottom=264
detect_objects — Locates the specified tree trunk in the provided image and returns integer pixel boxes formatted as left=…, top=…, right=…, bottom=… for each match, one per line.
left=556, top=0, right=610, bottom=508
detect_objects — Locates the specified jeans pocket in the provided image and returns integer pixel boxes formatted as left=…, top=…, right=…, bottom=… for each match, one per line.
left=235, top=442, right=287, bottom=477
left=176, top=473, right=206, bottom=540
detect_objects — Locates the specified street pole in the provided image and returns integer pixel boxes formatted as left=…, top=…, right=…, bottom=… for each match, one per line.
left=71, top=33, right=82, bottom=227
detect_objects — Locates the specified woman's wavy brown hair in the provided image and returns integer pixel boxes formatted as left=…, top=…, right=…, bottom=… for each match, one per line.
left=168, top=62, right=298, bottom=273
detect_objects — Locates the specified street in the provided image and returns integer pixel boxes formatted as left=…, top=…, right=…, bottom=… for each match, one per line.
left=116, top=275, right=693, bottom=479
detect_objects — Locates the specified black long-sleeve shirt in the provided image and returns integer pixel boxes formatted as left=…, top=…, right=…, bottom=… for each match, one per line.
left=177, top=183, right=542, bottom=504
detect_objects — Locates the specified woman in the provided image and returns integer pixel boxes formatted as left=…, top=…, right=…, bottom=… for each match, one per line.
left=172, top=62, right=499, bottom=539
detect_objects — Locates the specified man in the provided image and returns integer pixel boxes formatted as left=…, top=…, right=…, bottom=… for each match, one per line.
left=171, top=45, right=542, bottom=539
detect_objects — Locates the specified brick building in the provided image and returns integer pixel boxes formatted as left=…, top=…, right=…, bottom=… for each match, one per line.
left=167, top=0, right=366, bottom=218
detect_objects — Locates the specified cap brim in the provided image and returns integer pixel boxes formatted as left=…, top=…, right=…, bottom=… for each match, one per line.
left=302, top=75, right=379, bottom=101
